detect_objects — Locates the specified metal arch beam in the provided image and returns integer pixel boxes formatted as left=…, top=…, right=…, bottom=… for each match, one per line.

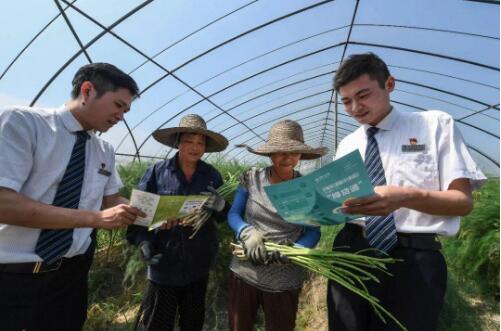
left=349, top=41, right=499, bottom=71
left=204, top=71, right=335, bottom=125
left=225, top=101, right=330, bottom=142
left=128, top=0, right=259, bottom=75
left=54, top=0, right=91, bottom=63
left=116, top=66, right=336, bottom=151
left=308, top=136, right=336, bottom=145
left=338, top=120, right=359, bottom=128
left=457, top=103, right=501, bottom=121
left=211, top=62, right=337, bottom=109
left=394, top=88, right=499, bottom=121
left=222, top=107, right=331, bottom=146
left=60, top=0, right=267, bottom=160
left=321, top=0, right=360, bottom=150
left=215, top=89, right=334, bottom=136
left=388, top=64, right=499, bottom=90
left=122, top=32, right=497, bottom=154
left=141, top=41, right=343, bottom=99
left=389, top=99, right=500, bottom=139
left=396, top=79, right=497, bottom=109
left=30, top=1, right=154, bottom=106
left=172, top=24, right=347, bottom=100
left=306, top=129, right=336, bottom=138
left=305, top=128, right=336, bottom=137
left=0, top=0, right=79, bottom=81
left=465, top=0, right=499, bottom=4
left=62, top=0, right=264, bottom=160
left=226, top=110, right=331, bottom=160
left=307, top=136, right=336, bottom=144
left=225, top=102, right=334, bottom=142
left=54, top=0, right=142, bottom=162
left=209, top=80, right=332, bottom=126
left=353, top=23, right=498, bottom=40
left=131, top=42, right=343, bottom=153
left=139, top=0, right=336, bottom=96
left=301, top=118, right=334, bottom=129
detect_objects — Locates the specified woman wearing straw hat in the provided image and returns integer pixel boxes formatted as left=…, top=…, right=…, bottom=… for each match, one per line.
left=228, top=119, right=328, bottom=331
left=126, top=114, right=230, bottom=331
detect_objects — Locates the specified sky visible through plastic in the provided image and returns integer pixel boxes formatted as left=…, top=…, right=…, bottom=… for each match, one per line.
left=0, top=0, right=499, bottom=175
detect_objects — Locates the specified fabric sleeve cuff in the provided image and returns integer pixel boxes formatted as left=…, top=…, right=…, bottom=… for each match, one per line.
left=104, top=184, right=123, bottom=197
left=442, top=170, right=487, bottom=191
left=0, top=177, right=23, bottom=192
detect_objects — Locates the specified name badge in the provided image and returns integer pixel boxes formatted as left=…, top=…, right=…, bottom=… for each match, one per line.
left=402, top=138, right=425, bottom=153
left=402, top=144, right=425, bottom=152
left=98, top=168, right=112, bottom=177
left=98, top=162, right=111, bottom=177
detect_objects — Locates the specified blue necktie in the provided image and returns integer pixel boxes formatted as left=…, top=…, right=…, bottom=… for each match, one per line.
left=364, top=127, right=398, bottom=253
left=35, top=131, right=89, bottom=264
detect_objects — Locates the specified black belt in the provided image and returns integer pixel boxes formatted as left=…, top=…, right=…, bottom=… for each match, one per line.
left=344, top=223, right=441, bottom=251
left=0, top=254, right=88, bottom=274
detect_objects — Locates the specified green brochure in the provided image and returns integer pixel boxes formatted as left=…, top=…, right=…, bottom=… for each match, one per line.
left=130, top=189, right=208, bottom=230
left=264, top=150, right=374, bottom=226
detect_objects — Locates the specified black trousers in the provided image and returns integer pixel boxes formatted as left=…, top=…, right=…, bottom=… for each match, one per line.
left=327, top=224, right=447, bottom=331
left=134, top=276, right=209, bottom=331
left=0, top=255, right=92, bottom=331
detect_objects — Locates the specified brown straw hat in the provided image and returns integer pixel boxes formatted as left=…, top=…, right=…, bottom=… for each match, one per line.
left=237, top=120, right=328, bottom=160
left=153, top=114, right=228, bottom=153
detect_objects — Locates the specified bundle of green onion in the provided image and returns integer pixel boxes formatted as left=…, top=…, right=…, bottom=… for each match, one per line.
left=231, top=241, right=407, bottom=331
left=179, top=172, right=240, bottom=238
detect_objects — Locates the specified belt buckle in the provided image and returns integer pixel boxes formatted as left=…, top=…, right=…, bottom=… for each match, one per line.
left=33, top=259, right=63, bottom=273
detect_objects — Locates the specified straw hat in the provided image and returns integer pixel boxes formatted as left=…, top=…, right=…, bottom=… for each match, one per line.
left=153, top=114, right=228, bottom=153
left=237, top=120, right=328, bottom=160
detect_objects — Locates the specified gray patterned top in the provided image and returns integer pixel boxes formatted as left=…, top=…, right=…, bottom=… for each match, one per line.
left=230, top=167, right=308, bottom=292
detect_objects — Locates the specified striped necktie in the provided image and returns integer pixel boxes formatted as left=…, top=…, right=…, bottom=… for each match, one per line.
left=35, top=130, right=89, bottom=264
left=364, top=127, right=398, bottom=253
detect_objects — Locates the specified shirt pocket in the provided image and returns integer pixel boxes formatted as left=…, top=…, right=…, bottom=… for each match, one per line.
left=394, top=151, right=439, bottom=189
left=81, top=169, right=109, bottom=207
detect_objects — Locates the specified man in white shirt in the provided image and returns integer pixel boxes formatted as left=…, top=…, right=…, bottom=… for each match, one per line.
left=0, top=63, right=145, bottom=331
left=327, top=53, right=486, bottom=331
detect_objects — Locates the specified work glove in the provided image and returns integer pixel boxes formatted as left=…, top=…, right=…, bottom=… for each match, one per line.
left=265, top=238, right=293, bottom=264
left=240, top=226, right=267, bottom=264
left=266, top=250, right=289, bottom=265
left=201, top=186, right=226, bottom=212
left=139, top=241, right=162, bottom=266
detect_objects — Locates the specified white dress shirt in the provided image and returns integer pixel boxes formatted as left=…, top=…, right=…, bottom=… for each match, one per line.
left=0, top=105, right=123, bottom=263
left=335, top=108, right=486, bottom=236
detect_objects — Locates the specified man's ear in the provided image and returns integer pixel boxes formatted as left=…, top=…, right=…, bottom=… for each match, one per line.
left=385, top=76, right=395, bottom=93
left=80, top=81, right=95, bottom=102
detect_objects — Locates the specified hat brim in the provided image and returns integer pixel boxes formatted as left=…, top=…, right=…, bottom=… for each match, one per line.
left=153, top=127, right=228, bottom=153
left=237, top=141, right=328, bottom=160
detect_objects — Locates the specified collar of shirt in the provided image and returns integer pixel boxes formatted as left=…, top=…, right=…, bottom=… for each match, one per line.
left=361, top=106, right=400, bottom=135
left=57, top=105, right=94, bottom=136
left=166, top=152, right=210, bottom=176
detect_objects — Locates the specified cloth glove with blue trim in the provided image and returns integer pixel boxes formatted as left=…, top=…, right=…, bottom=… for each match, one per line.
left=240, top=226, right=267, bottom=264
left=201, top=186, right=226, bottom=212
left=266, top=238, right=292, bottom=264
left=139, top=241, right=162, bottom=266
left=266, top=250, right=289, bottom=264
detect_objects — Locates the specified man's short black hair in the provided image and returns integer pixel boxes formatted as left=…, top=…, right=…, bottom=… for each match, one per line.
left=334, top=52, right=390, bottom=92
left=71, top=63, right=140, bottom=99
